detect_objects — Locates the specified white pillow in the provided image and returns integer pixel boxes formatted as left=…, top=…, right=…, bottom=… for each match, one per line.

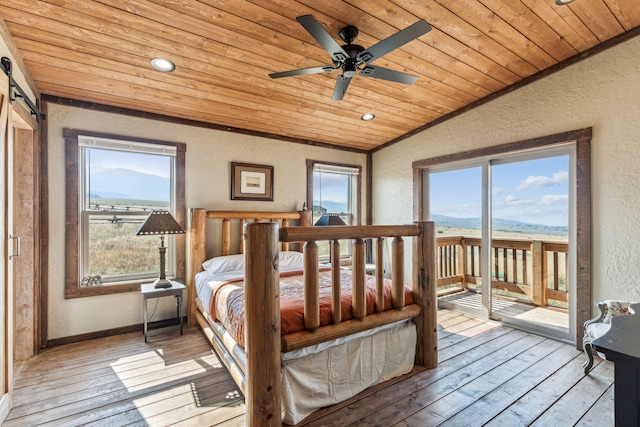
left=202, top=254, right=245, bottom=274
left=279, top=251, right=304, bottom=268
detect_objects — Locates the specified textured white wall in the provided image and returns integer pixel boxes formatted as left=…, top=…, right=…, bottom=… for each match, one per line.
left=47, top=103, right=366, bottom=339
left=373, top=34, right=640, bottom=308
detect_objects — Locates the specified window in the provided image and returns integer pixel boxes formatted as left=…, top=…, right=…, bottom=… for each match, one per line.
left=65, top=130, right=186, bottom=298
left=306, top=160, right=361, bottom=259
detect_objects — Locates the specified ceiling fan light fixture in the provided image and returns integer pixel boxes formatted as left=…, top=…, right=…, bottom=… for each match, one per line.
left=343, top=63, right=357, bottom=78
left=150, top=57, right=176, bottom=72
left=361, top=113, right=375, bottom=121
left=555, top=0, right=576, bottom=5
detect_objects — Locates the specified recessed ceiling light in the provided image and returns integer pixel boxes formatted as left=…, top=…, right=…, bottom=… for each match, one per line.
left=150, top=57, right=176, bottom=72
left=555, top=0, right=576, bottom=5
left=361, top=113, right=375, bottom=121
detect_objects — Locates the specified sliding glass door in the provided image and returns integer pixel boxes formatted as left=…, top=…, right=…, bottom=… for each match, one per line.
left=489, top=148, right=573, bottom=341
left=428, top=164, right=487, bottom=318
left=427, top=145, right=575, bottom=342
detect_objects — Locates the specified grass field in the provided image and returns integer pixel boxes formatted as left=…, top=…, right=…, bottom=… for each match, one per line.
left=85, top=198, right=171, bottom=280
left=436, top=226, right=568, bottom=242
left=89, top=222, right=158, bottom=277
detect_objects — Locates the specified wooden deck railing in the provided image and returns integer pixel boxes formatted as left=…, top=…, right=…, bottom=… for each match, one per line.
left=435, top=236, right=568, bottom=308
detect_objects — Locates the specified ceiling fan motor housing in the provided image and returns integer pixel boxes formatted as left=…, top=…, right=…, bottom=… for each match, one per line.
left=332, top=43, right=365, bottom=67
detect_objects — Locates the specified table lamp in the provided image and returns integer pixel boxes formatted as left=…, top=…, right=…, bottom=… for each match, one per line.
left=136, top=210, right=184, bottom=288
left=314, top=214, right=347, bottom=226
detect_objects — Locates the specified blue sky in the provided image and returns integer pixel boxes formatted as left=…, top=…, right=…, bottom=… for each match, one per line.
left=86, top=148, right=171, bottom=203
left=430, top=155, right=569, bottom=227
left=90, top=149, right=568, bottom=227
left=88, top=148, right=171, bottom=178
left=313, top=172, right=349, bottom=204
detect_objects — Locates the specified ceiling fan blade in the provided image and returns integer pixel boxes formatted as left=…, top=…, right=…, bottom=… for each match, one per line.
left=297, top=15, right=350, bottom=63
left=269, top=65, right=335, bottom=79
left=332, top=75, right=352, bottom=102
left=359, top=66, right=419, bottom=85
left=357, top=20, right=431, bottom=64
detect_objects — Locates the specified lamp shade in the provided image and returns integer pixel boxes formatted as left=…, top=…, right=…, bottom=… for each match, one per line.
left=314, top=214, right=347, bottom=226
left=136, top=210, right=184, bottom=235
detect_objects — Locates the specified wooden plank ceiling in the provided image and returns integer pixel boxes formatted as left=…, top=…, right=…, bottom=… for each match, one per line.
left=1, top=0, right=639, bottom=152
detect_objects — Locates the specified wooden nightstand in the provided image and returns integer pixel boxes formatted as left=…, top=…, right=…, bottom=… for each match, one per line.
left=141, top=281, right=185, bottom=342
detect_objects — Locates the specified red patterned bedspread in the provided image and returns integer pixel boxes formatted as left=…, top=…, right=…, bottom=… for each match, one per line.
left=210, top=268, right=414, bottom=348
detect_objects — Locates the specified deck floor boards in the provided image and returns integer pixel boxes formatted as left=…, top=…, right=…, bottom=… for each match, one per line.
left=439, top=291, right=569, bottom=330
left=7, top=309, right=613, bottom=426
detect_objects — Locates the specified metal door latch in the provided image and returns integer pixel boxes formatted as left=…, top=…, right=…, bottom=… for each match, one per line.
left=9, top=234, right=20, bottom=260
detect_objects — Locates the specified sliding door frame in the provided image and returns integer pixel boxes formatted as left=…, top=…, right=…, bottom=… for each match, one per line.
left=413, top=128, right=592, bottom=347
left=421, top=161, right=490, bottom=319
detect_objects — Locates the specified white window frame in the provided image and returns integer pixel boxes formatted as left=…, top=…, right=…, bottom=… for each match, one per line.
left=78, top=136, right=178, bottom=285
left=311, top=162, right=360, bottom=225
left=307, top=160, right=362, bottom=261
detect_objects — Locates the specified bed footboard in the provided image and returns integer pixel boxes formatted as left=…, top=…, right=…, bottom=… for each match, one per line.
left=277, top=223, right=437, bottom=365
left=244, top=221, right=437, bottom=426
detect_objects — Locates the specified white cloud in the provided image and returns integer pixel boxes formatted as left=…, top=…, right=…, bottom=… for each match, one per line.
left=539, top=194, right=568, bottom=206
left=493, top=198, right=535, bottom=215
left=492, top=187, right=504, bottom=196
left=516, top=171, right=568, bottom=191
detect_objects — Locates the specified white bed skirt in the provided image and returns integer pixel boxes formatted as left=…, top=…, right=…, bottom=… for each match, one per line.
left=281, top=319, right=416, bottom=425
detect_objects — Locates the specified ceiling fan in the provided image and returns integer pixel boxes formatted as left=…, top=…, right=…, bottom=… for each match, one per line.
left=269, top=15, right=432, bottom=102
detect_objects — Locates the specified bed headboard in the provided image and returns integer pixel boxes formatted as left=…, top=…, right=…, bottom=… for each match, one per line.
left=186, top=208, right=311, bottom=325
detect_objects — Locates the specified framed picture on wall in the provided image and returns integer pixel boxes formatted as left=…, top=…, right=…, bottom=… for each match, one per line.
left=231, top=162, right=274, bottom=201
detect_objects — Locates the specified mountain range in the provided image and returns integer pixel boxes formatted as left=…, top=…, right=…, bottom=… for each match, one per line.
left=91, top=173, right=566, bottom=236
left=313, top=201, right=348, bottom=213
left=88, top=168, right=170, bottom=202
left=430, top=214, right=568, bottom=236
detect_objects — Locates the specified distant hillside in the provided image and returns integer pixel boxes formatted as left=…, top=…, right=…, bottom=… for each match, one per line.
left=313, top=201, right=348, bottom=213
left=430, top=214, right=568, bottom=236
left=89, top=168, right=169, bottom=202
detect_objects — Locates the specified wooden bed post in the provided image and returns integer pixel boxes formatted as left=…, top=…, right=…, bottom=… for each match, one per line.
left=187, top=208, right=207, bottom=327
left=391, top=237, right=405, bottom=309
left=413, top=221, right=437, bottom=368
left=298, top=208, right=312, bottom=226
left=304, top=241, right=320, bottom=332
left=244, top=222, right=281, bottom=426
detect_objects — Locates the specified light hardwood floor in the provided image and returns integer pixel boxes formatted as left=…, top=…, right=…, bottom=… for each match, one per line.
left=6, top=310, right=614, bottom=426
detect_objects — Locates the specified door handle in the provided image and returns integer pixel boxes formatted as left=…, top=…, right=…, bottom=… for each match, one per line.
left=9, top=234, right=20, bottom=260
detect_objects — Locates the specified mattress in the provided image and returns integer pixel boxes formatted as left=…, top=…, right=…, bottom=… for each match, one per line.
left=195, top=266, right=414, bottom=348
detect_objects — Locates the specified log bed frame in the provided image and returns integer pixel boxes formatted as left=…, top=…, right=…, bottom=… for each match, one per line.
left=186, top=208, right=437, bottom=426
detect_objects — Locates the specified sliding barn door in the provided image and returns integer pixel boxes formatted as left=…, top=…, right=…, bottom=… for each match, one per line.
left=0, top=69, right=12, bottom=421
left=12, top=114, right=37, bottom=361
